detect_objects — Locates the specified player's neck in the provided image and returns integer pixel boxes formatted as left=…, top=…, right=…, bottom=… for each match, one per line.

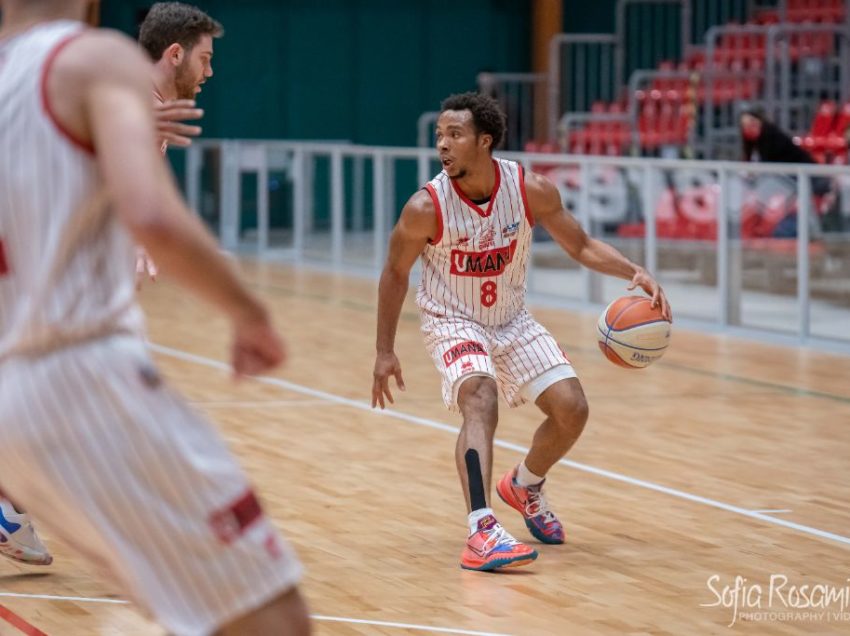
left=0, top=6, right=83, bottom=40
left=453, top=157, right=496, bottom=201
left=151, top=65, right=179, bottom=102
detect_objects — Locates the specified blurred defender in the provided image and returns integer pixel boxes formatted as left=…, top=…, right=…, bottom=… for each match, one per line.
left=0, top=1, right=310, bottom=633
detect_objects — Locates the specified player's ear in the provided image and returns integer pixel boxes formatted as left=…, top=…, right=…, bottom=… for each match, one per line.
left=164, top=43, right=184, bottom=66
left=480, top=133, right=493, bottom=152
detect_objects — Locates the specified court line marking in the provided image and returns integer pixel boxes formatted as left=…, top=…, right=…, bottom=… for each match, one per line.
left=0, top=594, right=509, bottom=636
left=190, top=399, right=330, bottom=408
left=150, top=343, right=850, bottom=549
left=244, top=278, right=850, bottom=405
left=0, top=603, right=48, bottom=636
left=752, top=509, right=793, bottom=515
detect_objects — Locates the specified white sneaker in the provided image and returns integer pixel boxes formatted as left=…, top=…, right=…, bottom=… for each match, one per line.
left=0, top=498, right=52, bottom=566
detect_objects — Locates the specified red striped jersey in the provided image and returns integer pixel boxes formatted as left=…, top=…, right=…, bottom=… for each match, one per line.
left=0, top=21, right=144, bottom=359
left=416, top=158, right=534, bottom=327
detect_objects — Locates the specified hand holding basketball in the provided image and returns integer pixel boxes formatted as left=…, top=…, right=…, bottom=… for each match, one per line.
left=627, top=267, right=672, bottom=322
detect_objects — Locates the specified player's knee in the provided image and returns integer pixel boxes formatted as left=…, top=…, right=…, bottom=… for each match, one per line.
left=551, top=393, right=589, bottom=435
left=458, top=377, right=498, bottom=425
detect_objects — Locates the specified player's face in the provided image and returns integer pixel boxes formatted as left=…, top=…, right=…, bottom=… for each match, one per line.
left=175, top=34, right=214, bottom=100
left=435, top=110, right=491, bottom=180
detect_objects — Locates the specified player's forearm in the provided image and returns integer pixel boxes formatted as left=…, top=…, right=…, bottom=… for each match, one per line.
left=576, top=238, right=641, bottom=280
left=131, top=203, right=264, bottom=322
left=375, top=268, right=409, bottom=354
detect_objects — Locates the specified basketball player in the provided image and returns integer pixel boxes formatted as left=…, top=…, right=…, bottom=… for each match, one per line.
left=0, top=1, right=310, bottom=634
left=137, top=1, right=222, bottom=283
left=0, top=1, right=219, bottom=568
left=371, top=92, right=671, bottom=571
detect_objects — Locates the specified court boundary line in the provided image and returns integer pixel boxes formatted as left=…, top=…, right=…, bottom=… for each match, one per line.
left=151, top=343, right=850, bottom=549
left=243, top=277, right=850, bottom=404
left=0, top=603, right=48, bottom=636
left=0, top=593, right=509, bottom=636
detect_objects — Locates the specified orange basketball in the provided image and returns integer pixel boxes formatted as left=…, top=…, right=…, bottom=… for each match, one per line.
left=596, top=295, right=671, bottom=369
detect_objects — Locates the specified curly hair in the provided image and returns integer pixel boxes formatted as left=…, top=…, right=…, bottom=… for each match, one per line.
left=139, top=2, right=223, bottom=62
left=440, top=92, right=507, bottom=151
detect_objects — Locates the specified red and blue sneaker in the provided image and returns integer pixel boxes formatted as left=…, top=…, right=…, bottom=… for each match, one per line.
left=460, top=514, right=538, bottom=571
left=496, top=466, right=565, bottom=545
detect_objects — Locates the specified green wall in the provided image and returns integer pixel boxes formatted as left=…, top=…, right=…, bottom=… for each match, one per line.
left=101, top=0, right=531, bottom=146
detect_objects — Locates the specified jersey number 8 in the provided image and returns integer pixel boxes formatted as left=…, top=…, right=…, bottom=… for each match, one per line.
left=481, top=281, right=497, bottom=308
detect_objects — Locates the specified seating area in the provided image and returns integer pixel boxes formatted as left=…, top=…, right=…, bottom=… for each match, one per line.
left=536, top=0, right=847, bottom=159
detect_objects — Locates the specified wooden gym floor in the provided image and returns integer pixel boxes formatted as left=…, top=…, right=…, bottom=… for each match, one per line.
left=0, top=261, right=849, bottom=635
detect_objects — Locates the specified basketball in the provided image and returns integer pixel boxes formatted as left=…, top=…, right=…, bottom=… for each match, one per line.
left=597, top=295, right=671, bottom=368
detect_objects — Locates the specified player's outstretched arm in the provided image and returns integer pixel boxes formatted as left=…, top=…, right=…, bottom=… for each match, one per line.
left=526, top=170, right=672, bottom=321
left=372, top=190, right=436, bottom=408
left=48, top=30, right=284, bottom=376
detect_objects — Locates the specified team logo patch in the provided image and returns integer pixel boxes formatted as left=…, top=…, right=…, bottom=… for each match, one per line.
left=443, top=340, right=487, bottom=367
left=450, top=240, right=517, bottom=277
left=478, top=226, right=496, bottom=249
left=501, top=222, right=520, bottom=237
left=209, top=490, right=264, bottom=544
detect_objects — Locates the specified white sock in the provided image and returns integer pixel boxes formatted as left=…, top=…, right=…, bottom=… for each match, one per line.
left=467, top=507, right=495, bottom=535
left=516, top=461, right=545, bottom=488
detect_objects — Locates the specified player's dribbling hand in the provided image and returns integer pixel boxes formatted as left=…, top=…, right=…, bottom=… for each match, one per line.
left=231, top=307, right=286, bottom=379
left=627, top=267, right=673, bottom=322
left=135, top=246, right=158, bottom=289
left=155, top=99, right=204, bottom=148
left=372, top=351, right=405, bottom=409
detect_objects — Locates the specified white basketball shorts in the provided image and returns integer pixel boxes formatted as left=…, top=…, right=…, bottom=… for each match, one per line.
left=421, top=308, right=577, bottom=411
left=0, top=335, right=302, bottom=636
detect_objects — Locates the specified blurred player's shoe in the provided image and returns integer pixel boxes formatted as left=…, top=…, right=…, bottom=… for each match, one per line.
left=496, top=466, right=565, bottom=544
left=0, top=499, right=53, bottom=566
left=460, top=513, right=537, bottom=571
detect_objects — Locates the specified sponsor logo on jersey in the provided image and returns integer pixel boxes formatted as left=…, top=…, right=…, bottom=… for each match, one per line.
left=450, top=240, right=517, bottom=277
left=502, top=222, right=520, bottom=238
left=443, top=340, right=487, bottom=367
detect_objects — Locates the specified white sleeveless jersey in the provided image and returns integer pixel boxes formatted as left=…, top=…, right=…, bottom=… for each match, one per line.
left=0, top=21, right=144, bottom=359
left=416, top=158, right=534, bottom=327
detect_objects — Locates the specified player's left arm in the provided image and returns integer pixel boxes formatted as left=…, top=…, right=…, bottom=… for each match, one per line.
left=525, top=170, right=672, bottom=320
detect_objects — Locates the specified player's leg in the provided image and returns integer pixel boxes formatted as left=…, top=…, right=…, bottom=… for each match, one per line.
left=0, top=496, right=52, bottom=566
left=491, top=310, right=586, bottom=544
left=526, top=378, right=589, bottom=477
left=455, top=375, right=498, bottom=513
left=455, top=375, right=537, bottom=571
left=216, top=586, right=310, bottom=636
left=421, top=315, right=537, bottom=571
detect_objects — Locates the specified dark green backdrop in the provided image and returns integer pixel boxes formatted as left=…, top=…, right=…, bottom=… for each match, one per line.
left=101, top=0, right=533, bottom=146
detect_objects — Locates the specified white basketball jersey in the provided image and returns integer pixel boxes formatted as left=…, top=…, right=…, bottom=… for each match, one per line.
left=416, top=158, right=534, bottom=327
left=0, top=21, right=144, bottom=360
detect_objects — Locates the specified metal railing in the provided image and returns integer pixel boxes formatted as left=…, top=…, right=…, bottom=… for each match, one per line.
left=477, top=72, right=547, bottom=151
left=179, top=140, right=850, bottom=349
left=615, top=0, right=691, bottom=90
left=547, top=33, right=618, bottom=139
